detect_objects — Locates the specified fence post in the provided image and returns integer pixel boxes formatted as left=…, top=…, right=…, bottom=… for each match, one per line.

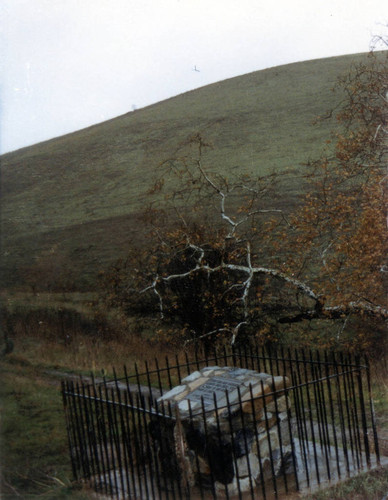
left=60, top=346, right=382, bottom=500
left=364, top=355, right=381, bottom=466
left=61, top=381, right=79, bottom=481
left=355, top=355, right=371, bottom=468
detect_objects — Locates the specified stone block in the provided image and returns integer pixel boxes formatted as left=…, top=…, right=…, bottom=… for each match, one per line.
left=276, top=446, right=295, bottom=475
left=235, top=453, right=260, bottom=478
left=251, top=428, right=279, bottom=459
left=228, top=368, right=252, bottom=378
left=255, top=412, right=277, bottom=433
left=151, top=365, right=293, bottom=495
left=158, top=384, right=187, bottom=401
left=187, top=376, right=208, bottom=392
left=214, top=369, right=228, bottom=376
left=233, top=428, right=255, bottom=457
left=269, top=375, right=290, bottom=393
left=255, top=455, right=280, bottom=482
left=241, top=383, right=271, bottom=414
left=266, top=395, right=291, bottom=413
left=181, top=371, right=201, bottom=383
left=178, top=399, right=201, bottom=412
left=277, top=413, right=291, bottom=446
left=215, top=476, right=253, bottom=496
left=243, top=376, right=263, bottom=387
left=201, top=367, right=219, bottom=377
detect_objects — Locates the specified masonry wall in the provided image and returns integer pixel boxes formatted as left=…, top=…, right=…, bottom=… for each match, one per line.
left=154, top=366, right=294, bottom=495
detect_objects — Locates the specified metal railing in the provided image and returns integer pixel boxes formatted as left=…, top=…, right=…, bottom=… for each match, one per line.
left=61, top=346, right=381, bottom=499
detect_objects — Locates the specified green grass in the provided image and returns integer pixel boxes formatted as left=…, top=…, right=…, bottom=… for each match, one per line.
left=1, top=52, right=382, bottom=290
left=1, top=51, right=387, bottom=498
left=2, top=291, right=97, bottom=314
left=1, top=333, right=387, bottom=499
left=0, top=359, right=93, bottom=498
left=1, top=304, right=387, bottom=499
left=0, top=325, right=180, bottom=498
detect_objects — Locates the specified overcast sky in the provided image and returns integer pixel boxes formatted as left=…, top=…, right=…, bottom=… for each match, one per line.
left=1, top=0, right=387, bottom=153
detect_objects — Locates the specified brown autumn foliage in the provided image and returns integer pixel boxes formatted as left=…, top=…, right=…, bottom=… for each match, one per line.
left=101, top=51, right=387, bottom=354
left=279, top=52, right=387, bottom=317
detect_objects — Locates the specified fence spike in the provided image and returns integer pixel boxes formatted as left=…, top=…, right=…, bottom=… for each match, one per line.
left=61, top=346, right=380, bottom=499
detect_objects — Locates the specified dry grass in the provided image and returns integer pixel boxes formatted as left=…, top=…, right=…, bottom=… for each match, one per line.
left=1, top=294, right=387, bottom=499
left=369, top=359, right=388, bottom=451
left=2, top=328, right=387, bottom=499
left=293, top=466, right=388, bottom=500
left=0, top=319, right=179, bottom=499
left=8, top=323, right=178, bottom=377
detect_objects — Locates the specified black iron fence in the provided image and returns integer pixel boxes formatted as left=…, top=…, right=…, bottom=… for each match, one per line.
left=61, top=346, right=381, bottom=499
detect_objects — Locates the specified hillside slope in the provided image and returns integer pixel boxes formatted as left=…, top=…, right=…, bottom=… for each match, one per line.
left=0, top=53, right=373, bottom=289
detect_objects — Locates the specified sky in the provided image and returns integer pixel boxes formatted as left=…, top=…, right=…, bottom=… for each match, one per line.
left=1, top=0, right=387, bottom=153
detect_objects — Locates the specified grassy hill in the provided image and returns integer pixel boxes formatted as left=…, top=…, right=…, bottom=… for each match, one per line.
left=0, top=52, right=375, bottom=290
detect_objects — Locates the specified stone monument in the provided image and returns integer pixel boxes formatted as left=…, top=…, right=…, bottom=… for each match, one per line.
left=150, top=366, right=294, bottom=495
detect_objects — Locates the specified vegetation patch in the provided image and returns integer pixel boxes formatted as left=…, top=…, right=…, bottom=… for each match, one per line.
left=0, top=48, right=387, bottom=498
left=297, top=466, right=388, bottom=500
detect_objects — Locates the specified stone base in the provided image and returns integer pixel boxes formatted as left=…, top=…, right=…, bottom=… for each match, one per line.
left=153, top=366, right=293, bottom=493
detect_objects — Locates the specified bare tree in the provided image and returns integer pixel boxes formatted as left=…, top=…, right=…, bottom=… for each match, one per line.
left=102, top=51, right=387, bottom=353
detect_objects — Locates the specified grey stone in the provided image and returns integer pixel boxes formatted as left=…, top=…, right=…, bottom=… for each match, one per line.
left=255, top=454, right=282, bottom=482
left=181, top=371, right=201, bottom=383
left=151, top=366, right=293, bottom=494
left=186, top=375, right=243, bottom=410
left=243, top=377, right=263, bottom=387
left=178, top=399, right=201, bottom=412
left=201, top=366, right=219, bottom=377
left=237, top=476, right=254, bottom=493
left=278, top=414, right=291, bottom=446
left=252, top=428, right=280, bottom=458
left=228, top=368, right=251, bottom=377
left=157, top=384, right=187, bottom=401
left=214, top=481, right=229, bottom=496
left=234, top=428, right=255, bottom=457
left=277, top=446, right=295, bottom=475
left=235, top=453, right=260, bottom=478
left=215, top=476, right=253, bottom=496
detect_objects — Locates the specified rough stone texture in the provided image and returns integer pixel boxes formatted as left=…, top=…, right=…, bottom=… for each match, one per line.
left=267, top=395, right=289, bottom=413
left=270, top=375, right=290, bottom=392
left=158, top=384, right=187, bottom=401
left=215, top=476, right=253, bottom=496
left=241, top=383, right=272, bottom=414
left=153, top=366, right=294, bottom=493
left=251, top=428, right=280, bottom=458
left=235, top=453, right=260, bottom=478
left=181, top=371, right=201, bottom=383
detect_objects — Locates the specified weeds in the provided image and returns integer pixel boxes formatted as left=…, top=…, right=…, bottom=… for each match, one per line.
left=1, top=294, right=387, bottom=498
left=0, top=295, right=179, bottom=498
left=298, top=466, right=388, bottom=499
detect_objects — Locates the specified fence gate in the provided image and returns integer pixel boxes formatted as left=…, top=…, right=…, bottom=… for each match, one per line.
left=61, top=346, right=382, bottom=499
